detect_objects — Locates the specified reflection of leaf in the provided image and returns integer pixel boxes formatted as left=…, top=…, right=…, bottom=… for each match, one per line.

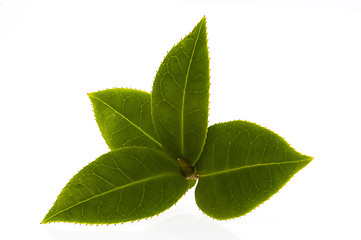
left=195, top=121, right=313, bottom=220
left=151, top=17, right=209, bottom=166
left=42, top=147, right=188, bottom=224
left=89, top=89, right=162, bottom=150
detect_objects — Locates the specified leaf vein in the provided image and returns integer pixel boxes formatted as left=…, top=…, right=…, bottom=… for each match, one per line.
left=90, top=95, right=162, bottom=148
left=43, top=172, right=179, bottom=223
left=180, top=19, right=205, bottom=156
left=199, top=159, right=311, bottom=178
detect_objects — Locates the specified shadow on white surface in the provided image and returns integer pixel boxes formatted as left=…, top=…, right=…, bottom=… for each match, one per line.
left=44, top=214, right=239, bottom=240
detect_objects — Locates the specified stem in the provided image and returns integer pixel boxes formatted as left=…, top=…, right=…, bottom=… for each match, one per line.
left=177, top=158, right=198, bottom=179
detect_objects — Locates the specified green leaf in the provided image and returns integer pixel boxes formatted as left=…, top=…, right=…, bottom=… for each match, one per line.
left=187, top=179, right=197, bottom=189
left=42, top=147, right=188, bottom=224
left=88, top=88, right=162, bottom=150
left=195, top=121, right=312, bottom=220
left=151, top=17, right=210, bottom=166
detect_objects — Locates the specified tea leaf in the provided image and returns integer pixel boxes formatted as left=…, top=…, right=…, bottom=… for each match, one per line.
left=42, top=147, right=188, bottom=224
left=151, top=17, right=210, bottom=166
left=187, top=179, right=197, bottom=189
left=89, top=89, right=162, bottom=150
left=195, top=121, right=312, bottom=220
left=42, top=17, right=313, bottom=225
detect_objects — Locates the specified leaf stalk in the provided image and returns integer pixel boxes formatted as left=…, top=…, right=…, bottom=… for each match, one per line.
left=177, top=158, right=198, bottom=179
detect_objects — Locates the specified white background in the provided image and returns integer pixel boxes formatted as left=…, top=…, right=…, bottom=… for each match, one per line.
left=1, top=0, right=360, bottom=239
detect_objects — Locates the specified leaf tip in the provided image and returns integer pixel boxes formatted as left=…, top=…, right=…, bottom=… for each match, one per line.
left=304, top=155, right=314, bottom=163
left=87, top=92, right=95, bottom=100
left=40, top=217, right=49, bottom=224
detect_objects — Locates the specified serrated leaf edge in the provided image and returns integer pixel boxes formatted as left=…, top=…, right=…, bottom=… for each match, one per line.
left=88, top=92, right=162, bottom=148
left=42, top=171, right=180, bottom=224
left=198, top=157, right=312, bottom=178
left=180, top=17, right=206, bottom=156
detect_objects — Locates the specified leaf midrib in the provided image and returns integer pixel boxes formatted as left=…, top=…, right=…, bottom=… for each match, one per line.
left=42, top=172, right=178, bottom=223
left=180, top=19, right=204, bottom=156
left=90, top=94, right=162, bottom=148
left=198, top=158, right=312, bottom=178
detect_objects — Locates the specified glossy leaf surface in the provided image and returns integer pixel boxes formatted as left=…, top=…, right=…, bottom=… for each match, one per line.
left=42, top=147, right=188, bottom=224
left=89, top=89, right=162, bottom=150
left=151, top=17, right=210, bottom=166
left=195, top=121, right=312, bottom=220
